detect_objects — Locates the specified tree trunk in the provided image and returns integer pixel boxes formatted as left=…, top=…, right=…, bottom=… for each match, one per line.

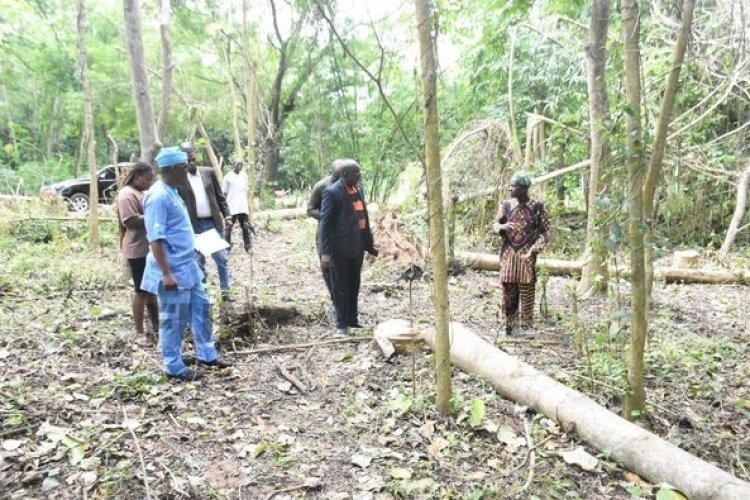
left=455, top=251, right=749, bottom=285
left=106, top=132, right=121, bottom=188
left=455, top=251, right=585, bottom=276
left=156, top=0, right=173, bottom=142
left=262, top=132, right=280, bottom=186
left=720, top=163, right=750, bottom=255
left=77, top=0, right=99, bottom=250
left=417, top=323, right=750, bottom=500
left=414, top=0, right=452, bottom=415
left=197, top=122, right=223, bottom=183
left=579, top=0, right=612, bottom=296
left=219, top=37, right=242, bottom=155
left=642, top=0, right=695, bottom=298
left=621, top=0, right=648, bottom=421
left=243, top=0, right=257, bottom=222
left=123, top=0, right=159, bottom=163
left=506, top=29, right=523, bottom=165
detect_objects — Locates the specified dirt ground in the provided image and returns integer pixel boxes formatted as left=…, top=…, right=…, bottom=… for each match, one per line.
left=1, top=216, right=748, bottom=499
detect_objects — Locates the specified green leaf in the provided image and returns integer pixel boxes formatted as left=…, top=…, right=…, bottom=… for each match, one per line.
left=340, top=352, right=354, bottom=362
left=655, top=484, right=687, bottom=500
left=388, top=393, right=413, bottom=416
left=469, top=398, right=485, bottom=428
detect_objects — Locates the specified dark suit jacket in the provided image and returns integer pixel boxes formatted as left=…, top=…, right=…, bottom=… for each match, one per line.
left=176, top=166, right=230, bottom=233
left=319, top=180, right=375, bottom=259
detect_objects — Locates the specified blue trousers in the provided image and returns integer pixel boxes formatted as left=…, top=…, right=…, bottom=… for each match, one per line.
left=195, top=218, right=230, bottom=293
left=157, top=282, right=218, bottom=376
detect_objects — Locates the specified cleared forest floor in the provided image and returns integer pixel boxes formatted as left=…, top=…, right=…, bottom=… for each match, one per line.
left=1, top=216, right=748, bottom=498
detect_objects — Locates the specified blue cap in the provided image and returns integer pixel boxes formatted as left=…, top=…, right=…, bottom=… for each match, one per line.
left=155, top=147, right=188, bottom=169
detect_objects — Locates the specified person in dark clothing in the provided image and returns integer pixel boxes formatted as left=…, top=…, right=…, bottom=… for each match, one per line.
left=492, top=171, right=550, bottom=336
left=319, top=160, right=378, bottom=335
left=307, top=159, right=344, bottom=296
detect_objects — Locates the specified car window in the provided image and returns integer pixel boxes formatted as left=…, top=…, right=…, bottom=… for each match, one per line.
left=101, top=167, right=116, bottom=180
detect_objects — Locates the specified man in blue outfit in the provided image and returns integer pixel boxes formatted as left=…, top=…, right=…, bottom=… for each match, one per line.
left=141, top=146, right=233, bottom=382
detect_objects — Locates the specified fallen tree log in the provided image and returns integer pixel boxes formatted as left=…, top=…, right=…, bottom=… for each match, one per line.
left=414, top=322, right=750, bottom=499
left=455, top=251, right=749, bottom=285
left=455, top=251, right=584, bottom=276
left=256, top=207, right=308, bottom=220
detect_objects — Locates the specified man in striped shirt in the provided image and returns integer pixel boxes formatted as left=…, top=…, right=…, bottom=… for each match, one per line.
left=319, top=160, right=378, bottom=336
left=492, top=171, right=550, bottom=336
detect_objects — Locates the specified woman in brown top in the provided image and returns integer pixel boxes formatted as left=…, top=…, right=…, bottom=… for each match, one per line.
left=116, top=163, right=158, bottom=346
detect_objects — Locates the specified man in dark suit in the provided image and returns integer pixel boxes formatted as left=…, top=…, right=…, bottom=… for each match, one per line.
left=177, top=145, right=233, bottom=300
left=307, top=159, right=344, bottom=297
left=319, top=160, right=378, bottom=335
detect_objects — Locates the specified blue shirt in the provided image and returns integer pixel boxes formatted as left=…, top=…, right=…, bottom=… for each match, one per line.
left=140, top=180, right=202, bottom=294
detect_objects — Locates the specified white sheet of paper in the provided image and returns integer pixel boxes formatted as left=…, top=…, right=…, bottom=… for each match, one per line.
left=194, top=229, right=229, bottom=256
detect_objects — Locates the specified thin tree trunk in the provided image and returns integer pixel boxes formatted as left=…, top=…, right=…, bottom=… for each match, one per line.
left=77, top=0, right=99, bottom=250
left=414, top=0, right=452, bottom=415
left=123, top=0, right=159, bottom=163
left=106, top=132, right=121, bottom=188
left=197, top=122, right=223, bottom=183
left=720, top=164, right=750, bottom=255
left=156, top=0, right=173, bottom=142
left=642, top=0, right=695, bottom=298
left=220, top=37, right=242, bottom=155
left=621, top=0, right=648, bottom=421
left=243, top=0, right=257, bottom=222
left=507, top=28, right=523, bottom=165
left=579, top=0, right=612, bottom=296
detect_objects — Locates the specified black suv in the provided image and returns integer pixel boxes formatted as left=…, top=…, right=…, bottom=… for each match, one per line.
left=41, top=163, right=131, bottom=212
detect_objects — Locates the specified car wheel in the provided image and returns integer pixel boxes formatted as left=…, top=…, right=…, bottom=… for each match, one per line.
left=68, top=193, right=90, bottom=212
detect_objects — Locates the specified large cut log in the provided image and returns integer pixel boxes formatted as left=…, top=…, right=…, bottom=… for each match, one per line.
left=662, top=268, right=749, bottom=285
left=416, top=322, right=750, bottom=500
left=455, top=251, right=584, bottom=276
left=455, top=251, right=749, bottom=285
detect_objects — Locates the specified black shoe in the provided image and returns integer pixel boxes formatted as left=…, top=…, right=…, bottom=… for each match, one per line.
left=199, top=358, right=234, bottom=368
left=221, top=293, right=234, bottom=302
left=166, top=368, right=204, bottom=382
left=505, top=324, right=513, bottom=337
left=349, top=323, right=365, bottom=328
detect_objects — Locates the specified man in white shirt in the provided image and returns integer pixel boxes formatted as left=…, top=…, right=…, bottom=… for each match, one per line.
left=177, top=145, right=233, bottom=300
left=222, top=159, right=254, bottom=253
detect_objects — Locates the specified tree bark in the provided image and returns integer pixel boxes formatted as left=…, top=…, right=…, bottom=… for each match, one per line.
left=414, top=0, right=452, bottom=415
left=243, top=0, right=257, bottom=221
left=123, top=0, right=159, bottom=163
left=720, top=163, right=750, bottom=255
left=77, top=0, right=99, bottom=250
left=417, top=323, right=750, bottom=500
left=106, top=132, right=121, bottom=188
left=197, top=122, right=223, bottom=183
left=621, top=0, right=648, bottom=421
left=156, top=0, right=173, bottom=142
left=455, top=251, right=749, bottom=285
left=642, top=0, right=695, bottom=298
left=579, top=0, right=612, bottom=296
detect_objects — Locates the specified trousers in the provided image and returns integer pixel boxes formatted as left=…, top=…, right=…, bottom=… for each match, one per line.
left=157, top=282, right=218, bottom=376
left=329, top=254, right=364, bottom=329
left=225, top=213, right=253, bottom=251
left=502, top=282, right=536, bottom=327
